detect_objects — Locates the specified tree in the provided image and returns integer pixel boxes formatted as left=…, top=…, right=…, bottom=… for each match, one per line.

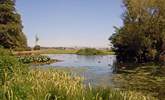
left=0, top=0, right=27, bottom=49
left=110, top=0, right=165, bottom=63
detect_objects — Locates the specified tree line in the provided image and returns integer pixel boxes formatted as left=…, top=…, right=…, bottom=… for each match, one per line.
left=110, top=0, right=165, bottom=63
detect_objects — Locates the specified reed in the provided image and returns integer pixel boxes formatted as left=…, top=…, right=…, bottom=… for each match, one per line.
left=0, top=68, right=156, bottom=100
left=0, top=48, right=156, bottom=100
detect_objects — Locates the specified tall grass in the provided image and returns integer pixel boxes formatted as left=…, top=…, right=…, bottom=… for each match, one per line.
left=2, top=69, right=156, bottom=100
left=0, top=48, right=156, bottom=100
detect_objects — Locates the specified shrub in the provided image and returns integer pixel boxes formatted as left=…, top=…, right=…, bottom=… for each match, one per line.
left=0, top=49, right=26, bottom=85
left=34, top=45, right=40, bottom=50
left=0, top=48, right=27, bottom=99
left=76, top=48, right=104, bottom=55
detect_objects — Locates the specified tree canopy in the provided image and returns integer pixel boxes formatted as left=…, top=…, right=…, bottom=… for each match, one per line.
left=110, top=0, right=165, bottom=63
left=0, top=0, right=27, bottom=49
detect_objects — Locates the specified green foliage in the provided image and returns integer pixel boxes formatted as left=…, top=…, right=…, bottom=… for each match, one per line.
left=0, top=0, right=27, bottom=49
left=34, top=45, right=40, bottom=50
left=1, top=68, right=156, bottom=100
left=41, top=49, right=78, bottom=54
left=110, top=0, right=165, bottom=63
left=0, top=49, right=156, bottom=100
left=18, top=55, right=55, bottom=64
left=14, top=47, right=31, bottom=51
left=113, top=65, right=165, bottom=99
left=0, top=48, right=26, bottom=85
left=0, top=48, right=14, bottom=85
left=76, top=48, right=106, bottom=55
left=0, top=48, right=27, bottom=99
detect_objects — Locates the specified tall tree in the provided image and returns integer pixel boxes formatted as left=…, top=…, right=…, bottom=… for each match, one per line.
left=110, top=0, right=165, bottom=63
left=0, top=0, right=27, bottom=49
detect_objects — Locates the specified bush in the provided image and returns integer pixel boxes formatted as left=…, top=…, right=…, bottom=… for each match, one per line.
left=0, top=48, right=27, bottom=99
left=33, top=45, right=40, bottom=50
left=76, top=48, right=104, bottom=55
left=0, top=49, right=26, bottom=85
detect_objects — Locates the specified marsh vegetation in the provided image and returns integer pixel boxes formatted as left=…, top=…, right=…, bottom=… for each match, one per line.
left=76, top=48, right=114, bottom=55
left=113, top=64, right=165, bottom=99
left=0, top=48, right=156, bottom=100
left=18, top=55, right=58, bottom=65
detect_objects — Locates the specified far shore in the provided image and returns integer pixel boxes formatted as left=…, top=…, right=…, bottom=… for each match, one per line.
left=13, top=49, right=77, bottom=55
left=13, top=49, right=115, bottom=55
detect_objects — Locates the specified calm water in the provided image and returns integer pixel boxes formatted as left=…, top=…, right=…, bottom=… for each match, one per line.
left=43, top=54, right=116, bottom=86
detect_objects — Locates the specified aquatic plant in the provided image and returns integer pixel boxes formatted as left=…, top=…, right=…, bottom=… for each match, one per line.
left=18, top=55, right=56, bottom=64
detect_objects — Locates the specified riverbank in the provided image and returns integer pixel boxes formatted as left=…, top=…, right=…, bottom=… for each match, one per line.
left=112, top=64, right=165, bottom=99
left=4, top=68, right=155, bottom=100
left=13, top=49, right=78, bottom=55
left=13, top=49, right=115, bottom=55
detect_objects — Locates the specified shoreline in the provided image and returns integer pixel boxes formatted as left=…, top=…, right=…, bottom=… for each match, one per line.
left=13, top=49, right=115, bottom=56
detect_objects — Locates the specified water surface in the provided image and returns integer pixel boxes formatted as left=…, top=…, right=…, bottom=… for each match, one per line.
left=43, top=54, right=116, bottom=86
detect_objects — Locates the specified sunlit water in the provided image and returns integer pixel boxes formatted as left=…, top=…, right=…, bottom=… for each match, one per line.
left=42, top=54, right=116, bottom=87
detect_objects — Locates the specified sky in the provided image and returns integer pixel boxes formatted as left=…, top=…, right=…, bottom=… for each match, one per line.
left=16, top=0, right=123, bottom=48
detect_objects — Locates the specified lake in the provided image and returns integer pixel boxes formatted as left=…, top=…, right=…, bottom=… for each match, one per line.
left=42, top=54, right=116, bottom=87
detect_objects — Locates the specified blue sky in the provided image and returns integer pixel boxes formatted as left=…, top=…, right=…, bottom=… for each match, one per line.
left=16, top=0, right=123, bottom=48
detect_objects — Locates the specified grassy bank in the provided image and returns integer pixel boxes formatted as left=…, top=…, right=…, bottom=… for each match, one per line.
left=76, top=48, right=114, bottom=55
left=112, top=65, right=165, bottom=99
left=0, top=48, right=155, bottom=100
left=13, top=49, right=115, bottom=55
left=13, top=49, right=78, bottom=55
left=1, top=68, right=156, bottom=100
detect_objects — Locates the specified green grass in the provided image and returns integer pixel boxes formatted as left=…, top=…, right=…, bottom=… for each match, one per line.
left=13, top=49, right=78, bottom=55
left=112, top=65, right=165, bottom=99
left=1, top=68, right=156, bottom=100
left=13, top=49, right=115, bottom=55
left=101, top=50, right=115, bottom=55
left=39, top=49, right=78, bottom=54
left=76, top=48, right=114, bottom=55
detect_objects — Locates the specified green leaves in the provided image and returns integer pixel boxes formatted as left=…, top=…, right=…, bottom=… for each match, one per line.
left=18, top=55, right=53, bottom=64
left=110, top=0, right=165, bottom=63
left=0, top=0, right=27, bottom=49
left=76, top=48, right=105, bottom=55
left=0, top=48, right=23, bottom=85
